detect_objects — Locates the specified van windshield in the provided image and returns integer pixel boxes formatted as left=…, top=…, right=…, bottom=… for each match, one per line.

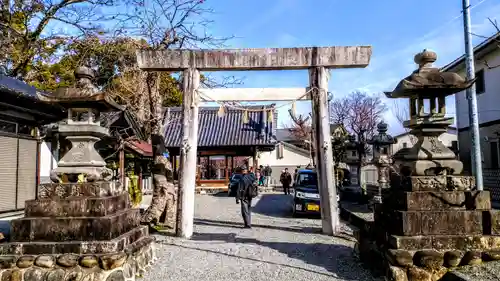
left=296, top=172, right=318, bottom=187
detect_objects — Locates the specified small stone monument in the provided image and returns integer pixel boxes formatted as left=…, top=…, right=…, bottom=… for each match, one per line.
left=0, top=67, right=155, bottom=281
left=367, top=121, right=395, bottom=204
left=355, top=50, right=500, bottom=281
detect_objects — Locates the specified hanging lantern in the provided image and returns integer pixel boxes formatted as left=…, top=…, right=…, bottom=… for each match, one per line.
left=217, top=104, right=226, bottom=117
left=242, top=110, right=249, bottom=124
left=291, top=101, right=297, bottom=117
left=267, top=109, right=274, bottom=123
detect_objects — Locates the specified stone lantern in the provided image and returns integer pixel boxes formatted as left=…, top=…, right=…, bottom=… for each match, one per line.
left=356, top=50, right=500, bottom=281
left=384, top=49, right=472, bottom=177
left=352, top=50, right=500, bottom=281
left=367, top=121, right=395, bottom=204
left=37, top=66, right=124, bottom=183
left=0, top=66, right=156, bottom=281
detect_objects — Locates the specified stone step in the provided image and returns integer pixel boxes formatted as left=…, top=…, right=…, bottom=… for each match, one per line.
left=0, top=225, right=148, bottom=255
left=388, top=234, right=500, bottom=251
left=10, top=209, right=140, bottom=242
left=24, top=193, right=130, bottom=217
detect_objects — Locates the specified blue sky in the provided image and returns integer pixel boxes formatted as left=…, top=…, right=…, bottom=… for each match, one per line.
left=197, top=0, right=500, bottom=134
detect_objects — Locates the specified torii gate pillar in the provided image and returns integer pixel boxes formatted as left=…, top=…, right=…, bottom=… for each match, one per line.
left=137, top=46, right=372, bottom=238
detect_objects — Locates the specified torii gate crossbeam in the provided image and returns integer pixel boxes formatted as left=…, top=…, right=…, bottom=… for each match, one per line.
left=136, top=46, right=372, bottom=238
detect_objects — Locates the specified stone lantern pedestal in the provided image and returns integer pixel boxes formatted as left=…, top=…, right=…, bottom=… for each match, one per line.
left=0, top=67, right=155, bottom=281
left=354, top=50, right=500, bottom=281
left=367, top=121, right=395, bottom=206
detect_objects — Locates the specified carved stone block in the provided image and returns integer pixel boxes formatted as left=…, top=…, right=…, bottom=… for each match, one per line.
left=25, top=193, right=129, bottom=217
left=447, top=176, right=476, bottom=191
left=407, top=176, right=447, bottom=191
left=391, top=211, right=482, bottom=236
left=38, top=182, right=121, bottom=199
left=484, top=210, right=500, bottom=235
left=390, top=191, right=491, bottom=211
left=402, top=175, right=476, bottom=191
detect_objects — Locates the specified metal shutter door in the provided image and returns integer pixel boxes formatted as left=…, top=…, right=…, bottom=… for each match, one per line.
left=0, top=136, right=18, bottom=211
left=16, top=139, right=37, bottom=208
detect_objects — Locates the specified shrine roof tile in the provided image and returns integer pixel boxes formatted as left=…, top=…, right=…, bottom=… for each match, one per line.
left=162, top=106, right=277, bottom=148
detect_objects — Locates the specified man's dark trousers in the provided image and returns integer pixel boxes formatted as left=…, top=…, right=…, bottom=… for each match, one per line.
left=241, top=199, right=252, bottom=227
left=283, top=185, right=290, bottom=195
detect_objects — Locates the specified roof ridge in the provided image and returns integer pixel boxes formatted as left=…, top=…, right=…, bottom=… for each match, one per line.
left=164, top=105, right=278, bottom=111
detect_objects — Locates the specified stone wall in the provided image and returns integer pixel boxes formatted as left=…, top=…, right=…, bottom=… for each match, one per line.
left=0, top=239, right=155, bottom=281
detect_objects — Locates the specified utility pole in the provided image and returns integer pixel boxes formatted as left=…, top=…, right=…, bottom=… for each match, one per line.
left=462, top=0, right=484, bottom=190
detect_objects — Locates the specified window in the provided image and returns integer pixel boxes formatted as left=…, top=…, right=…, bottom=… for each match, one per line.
left=475, top=69, right=485, bottom=94
left=403, top=142, right=408, bottom=148
left=296, top=172, right=318, bottom=187
left=0, top=120, right=36, bottom=137
left=18, top=124, right=35, bottom=136
left=490, top=141, right=499, bottom=169
left=276, top=143, right=284, bottom=159
left=198, top=155, right=227, bottom=180
left=351, top=151, right=356, bottom=157
left=0, top=120, right=16, bottom=133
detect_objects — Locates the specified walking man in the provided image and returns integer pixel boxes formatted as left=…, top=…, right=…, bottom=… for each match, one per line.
left=280, top=168, right=292, bottom=195
left=236, top=167, right=257, bottom=228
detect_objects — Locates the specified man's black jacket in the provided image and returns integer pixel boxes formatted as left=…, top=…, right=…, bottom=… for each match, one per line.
left=236, top=173, right=256, bottom=201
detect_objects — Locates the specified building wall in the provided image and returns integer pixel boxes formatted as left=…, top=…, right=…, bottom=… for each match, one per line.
left=39, top=141, right=57, bottom=184
left=258, top=144, right=312, bottom=185
left=458, top=123, right=500, bottom=172
left=454, top=48, right=500, bottom=129
left=451, top=48, right=500, bottom=173
left=258, top=144, right=312, bottom=167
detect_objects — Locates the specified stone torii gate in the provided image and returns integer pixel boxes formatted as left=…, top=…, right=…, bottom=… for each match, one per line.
left=136, top=46, right=372, bottom=238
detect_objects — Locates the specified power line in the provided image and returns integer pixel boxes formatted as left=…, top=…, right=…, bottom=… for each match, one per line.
left=417, top=0, right=491, bottom=42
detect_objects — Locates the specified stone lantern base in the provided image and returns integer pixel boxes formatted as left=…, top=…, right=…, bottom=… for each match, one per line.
left=0, top=182, right=155, bottom=281
left=355, top=175, right=500, bottom=281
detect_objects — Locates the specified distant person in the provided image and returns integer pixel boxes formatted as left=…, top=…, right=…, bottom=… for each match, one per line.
left=258, top=165, right=265, bottom=186
left=280, top=168, right=292, bottom=195
left=236, top=167, right=258, bottom=228
left=264, top=165, right=272, bottom=187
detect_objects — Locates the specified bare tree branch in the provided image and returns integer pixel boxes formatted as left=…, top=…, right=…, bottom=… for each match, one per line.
left=471, top=17, right=500, bottom=69
left=329, top=91, right=387, bottom=180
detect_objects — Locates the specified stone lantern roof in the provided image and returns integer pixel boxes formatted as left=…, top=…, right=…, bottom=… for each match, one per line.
left=36, top=66, right=124, bottom=112
left=368, top=121, right=395, bottom=147
left=384, top=49, right=475, bottom=99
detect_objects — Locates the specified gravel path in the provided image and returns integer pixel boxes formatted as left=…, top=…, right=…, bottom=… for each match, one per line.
left=144, top=192, right=378, bottom=281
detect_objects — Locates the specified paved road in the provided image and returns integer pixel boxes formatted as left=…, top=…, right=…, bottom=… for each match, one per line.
left=145, top=192, right=378, bottom=281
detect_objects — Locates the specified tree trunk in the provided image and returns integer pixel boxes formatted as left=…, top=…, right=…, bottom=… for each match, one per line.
left=140, top=72, right=177, bottom=230
left=141, top=154, right=176, bottom=225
